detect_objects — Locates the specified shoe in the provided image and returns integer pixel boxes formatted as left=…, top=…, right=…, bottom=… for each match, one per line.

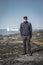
left=29, top=52, right=32, bottom=56
left=22, top=52, right=27, bottom=55
left=29, top=51, right=32, bottom=56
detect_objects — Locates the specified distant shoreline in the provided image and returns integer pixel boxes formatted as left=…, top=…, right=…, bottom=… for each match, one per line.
left=0, top=29, right=43, bottom=35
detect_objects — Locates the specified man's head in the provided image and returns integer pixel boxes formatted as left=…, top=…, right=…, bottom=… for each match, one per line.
left=23, top=16, right=28, bottom=22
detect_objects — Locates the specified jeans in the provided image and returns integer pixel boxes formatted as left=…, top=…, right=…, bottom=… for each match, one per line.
left=22, top=36, right=31, bottom=53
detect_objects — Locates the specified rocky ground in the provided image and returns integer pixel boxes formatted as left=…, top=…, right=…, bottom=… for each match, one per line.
left=0, top=42, right=43, bottom=65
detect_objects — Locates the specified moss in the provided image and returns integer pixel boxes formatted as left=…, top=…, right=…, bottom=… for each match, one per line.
left=31, top=40, right=43, bottom=46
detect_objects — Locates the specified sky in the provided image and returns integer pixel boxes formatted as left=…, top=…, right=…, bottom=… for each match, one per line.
left=0, top=0, right=43, bottom=30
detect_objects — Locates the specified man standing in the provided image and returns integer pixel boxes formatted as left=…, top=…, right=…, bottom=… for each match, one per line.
left=20, top=16, right=32, bottom=56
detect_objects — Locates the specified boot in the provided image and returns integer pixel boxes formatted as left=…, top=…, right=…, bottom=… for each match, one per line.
left=22, top=50, right=27, bottom=55
left=29, top=50, right=32, bottom=56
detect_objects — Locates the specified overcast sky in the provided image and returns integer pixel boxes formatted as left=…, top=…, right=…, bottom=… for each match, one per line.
left=0, top=0, right=43, bottom=29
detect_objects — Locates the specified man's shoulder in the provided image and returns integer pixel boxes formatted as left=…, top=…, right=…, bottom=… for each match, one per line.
left=28, top=22, right=32, bottom=26
left=21, top=22, right=23, bottom=24
left=28, top=22, right=31, bottom=24
left=20, top=22, right=32, bottom=25
left=20, top=22, right=24, bottom=26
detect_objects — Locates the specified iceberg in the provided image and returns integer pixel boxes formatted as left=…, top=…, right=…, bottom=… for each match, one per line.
left=7, top=28, right=19, bottom=32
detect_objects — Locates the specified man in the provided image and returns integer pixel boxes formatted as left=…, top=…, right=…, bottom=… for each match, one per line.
left=20, top=16, right=32, bottom=56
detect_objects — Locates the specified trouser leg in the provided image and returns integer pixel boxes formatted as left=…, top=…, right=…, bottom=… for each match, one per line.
left=23, top=39, right=26, bottom=53
left=27, top=39, right=31, bottom=52
left=22, top=36, right=26, bottom=53
left=27, top=36, right=32, bottom=52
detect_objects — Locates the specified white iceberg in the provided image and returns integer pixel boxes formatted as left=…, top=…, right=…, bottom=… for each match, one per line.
left=7, top=27, right=19, bottom=32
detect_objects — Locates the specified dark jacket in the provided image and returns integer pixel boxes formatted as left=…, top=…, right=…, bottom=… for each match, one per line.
left=20, top=21, right=32, bottom=38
